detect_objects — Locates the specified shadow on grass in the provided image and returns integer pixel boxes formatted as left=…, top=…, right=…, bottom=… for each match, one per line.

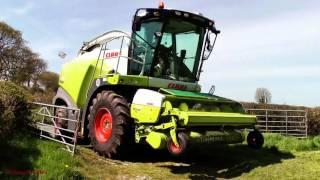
left=121, top=143, right=294, bottom=179
left=0, top=134, right=41, bottom=179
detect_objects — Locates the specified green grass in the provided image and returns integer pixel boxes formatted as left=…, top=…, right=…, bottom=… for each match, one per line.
left=263, top=133, right=320, bottom=152
left=239, top=134, right=320, bottom=179
left=0, top=134, right=83, bottom=179
left=240, top=151, right=320, bottom=179
left=1, top=133, right=320, bottom=179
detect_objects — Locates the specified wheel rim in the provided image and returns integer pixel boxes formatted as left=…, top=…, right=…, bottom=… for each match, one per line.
left=169, top=141, right=183, bottom=154
left=250, top=137, right=257, bottom=145
left=248, top=132, right=260, bottom=147
left=94, top=108, right=113, bottom=143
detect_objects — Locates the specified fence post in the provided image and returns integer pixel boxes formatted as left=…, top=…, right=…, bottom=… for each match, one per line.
left=285, top=111, right=288, bottom=135
left=265, top=110, right=268, bottom=132
left=305, top=110, right=308, bottom=138
left=40, top=108, right=44, bottom=139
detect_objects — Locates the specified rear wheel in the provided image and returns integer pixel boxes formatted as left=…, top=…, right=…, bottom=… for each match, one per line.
left=167, top=132, right=189, bottom=156
left=88, top=91, right=132, bottom=158
left=247, top=130, right=264, bottom=149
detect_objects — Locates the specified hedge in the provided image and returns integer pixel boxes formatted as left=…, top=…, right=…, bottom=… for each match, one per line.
left=0, top=81, right=31, bottom=139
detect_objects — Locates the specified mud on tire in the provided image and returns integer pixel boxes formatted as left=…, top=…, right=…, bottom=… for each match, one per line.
left=87, top=90, right=132, bottom=158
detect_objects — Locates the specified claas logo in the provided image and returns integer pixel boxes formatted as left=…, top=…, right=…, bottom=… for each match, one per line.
left=105, top=51, right=120, bottom=59
left=168, top=83, right=187, bottom=90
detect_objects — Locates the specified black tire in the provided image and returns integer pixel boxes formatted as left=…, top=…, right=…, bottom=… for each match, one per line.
left=87, top=90, right=132, bottom=158
left=167, top=132, right=189, bottom=156
left=247, top=130, right=264, bottom=149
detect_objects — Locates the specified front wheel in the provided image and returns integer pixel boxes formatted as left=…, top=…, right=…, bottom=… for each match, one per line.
left=167, top=132, right=189, bottom=156
left=88, top=91, right=132, bottom=158
left=247, top=130, right=264, bottom=149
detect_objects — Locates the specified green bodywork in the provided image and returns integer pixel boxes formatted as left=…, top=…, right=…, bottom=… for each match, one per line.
left=59, top=59, right=198, bottom=109
left=59, top=57, right=109, bottom=108
left=59, top=58, right=256, bottom=149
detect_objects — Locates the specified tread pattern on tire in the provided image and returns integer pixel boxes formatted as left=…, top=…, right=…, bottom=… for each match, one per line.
left=87, top=90, right=132, bottom=158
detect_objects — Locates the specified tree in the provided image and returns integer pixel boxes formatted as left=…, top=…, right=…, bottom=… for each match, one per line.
left=0, top=21, right=47, bottom=87
left=38, top=71, right=59, bottom=91
left=255, top=88, right=272, bottom=104
left=11, top=47, right=47, bottom=86
left=0, top=22, right=23, bottom=80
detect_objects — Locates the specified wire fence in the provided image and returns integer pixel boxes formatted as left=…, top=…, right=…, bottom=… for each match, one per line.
left=246, top=109, right=308, bottom=138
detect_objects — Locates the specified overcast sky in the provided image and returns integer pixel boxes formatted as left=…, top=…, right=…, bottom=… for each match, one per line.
left=1, top=0, right=319, bottom=107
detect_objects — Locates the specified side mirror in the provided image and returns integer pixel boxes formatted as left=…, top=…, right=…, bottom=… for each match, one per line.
left=206, top=44, right=213, bottom=52
left=202, top=31, right=218, bottom=60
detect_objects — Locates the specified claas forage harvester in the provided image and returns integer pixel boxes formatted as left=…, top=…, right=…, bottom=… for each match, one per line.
left=52, top=6, right=264, bottom=158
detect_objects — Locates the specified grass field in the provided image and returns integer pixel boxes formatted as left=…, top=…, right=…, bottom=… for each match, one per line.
left=1, top=133, right=320, bottom=179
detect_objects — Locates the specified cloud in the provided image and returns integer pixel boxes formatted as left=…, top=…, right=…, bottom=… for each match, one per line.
left=12, top=2, right=34, bottom=15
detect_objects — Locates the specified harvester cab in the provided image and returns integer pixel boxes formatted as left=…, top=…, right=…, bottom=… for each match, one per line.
left=50, top=6, right=264, bottom=158
left=129, top=8, right=219, bottom=82
left=77, top=8, right=219, bottom=86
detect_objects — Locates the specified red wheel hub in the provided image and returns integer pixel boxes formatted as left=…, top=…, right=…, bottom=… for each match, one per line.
left=94, top=108, right=113, bottom=143
left=169, top=141, right=183, bottom=154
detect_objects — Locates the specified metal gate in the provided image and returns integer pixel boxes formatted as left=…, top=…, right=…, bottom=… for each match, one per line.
left=246, top=109, right=308, bottom=138
left=32, top=102, right=81, bottom=154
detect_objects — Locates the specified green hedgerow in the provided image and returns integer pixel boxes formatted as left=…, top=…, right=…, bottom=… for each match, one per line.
left=0, top=81, right=32, bottom=139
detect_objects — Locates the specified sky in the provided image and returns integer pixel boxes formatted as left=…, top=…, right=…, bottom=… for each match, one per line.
left=0, top=0, right=319, bottom=107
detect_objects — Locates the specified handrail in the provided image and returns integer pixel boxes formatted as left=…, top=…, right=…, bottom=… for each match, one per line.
left=94, top=34, right=149, bottom=76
